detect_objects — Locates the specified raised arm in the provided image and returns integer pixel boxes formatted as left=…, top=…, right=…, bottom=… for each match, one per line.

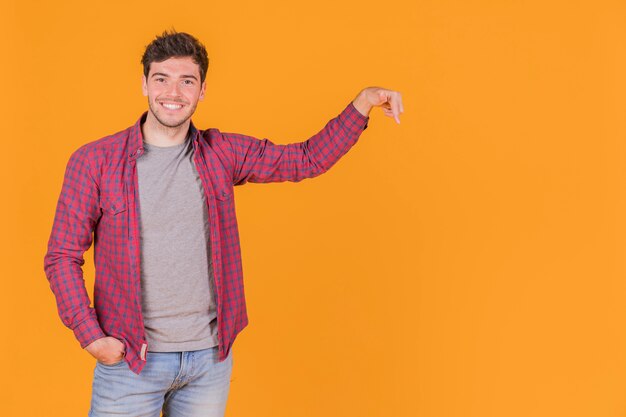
left=224, top=87, right=403, bottom=185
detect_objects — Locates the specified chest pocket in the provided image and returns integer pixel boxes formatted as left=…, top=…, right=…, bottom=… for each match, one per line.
left=213, top=186, right=235, bottom=230
left=100, top=193, right=128, bottom=215
left=215, top=188, right=233, bottom=202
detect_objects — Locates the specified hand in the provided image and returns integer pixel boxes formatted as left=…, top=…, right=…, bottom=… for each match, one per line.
left=352, top=87, right=404, bottom=124
left=85, top=336, right=126, bottom=365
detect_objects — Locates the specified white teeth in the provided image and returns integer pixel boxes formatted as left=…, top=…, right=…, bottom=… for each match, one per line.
left=162, top=103, right=183, bottom=110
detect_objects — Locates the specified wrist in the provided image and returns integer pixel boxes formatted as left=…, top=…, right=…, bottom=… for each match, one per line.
left=352, top=91, right=372, bottom=117
left=85, top=336, right=106, bottom=354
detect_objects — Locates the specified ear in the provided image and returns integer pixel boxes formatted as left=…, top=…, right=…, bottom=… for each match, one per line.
left=199, top=80, right=207, bottom=101
left=142, top=75, right=148, bottom=97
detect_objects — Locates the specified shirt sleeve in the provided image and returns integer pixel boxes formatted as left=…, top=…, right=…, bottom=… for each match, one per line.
left=223, top=100, right=369, bottom=185
left=43, top=146, right=106, bottom=348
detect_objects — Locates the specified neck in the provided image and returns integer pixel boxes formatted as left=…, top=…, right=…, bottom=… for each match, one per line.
left=141, top=111, right=190, bottom=147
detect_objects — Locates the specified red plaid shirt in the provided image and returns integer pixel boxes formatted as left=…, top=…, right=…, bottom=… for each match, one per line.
left=44, top=101, right=369, bottom=374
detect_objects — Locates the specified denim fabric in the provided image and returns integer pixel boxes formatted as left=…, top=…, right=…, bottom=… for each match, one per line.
left=89, top=346, right=233, bottom=417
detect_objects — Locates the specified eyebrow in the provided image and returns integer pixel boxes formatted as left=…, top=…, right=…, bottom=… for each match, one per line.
left=151, top=72, right=199, bottom=81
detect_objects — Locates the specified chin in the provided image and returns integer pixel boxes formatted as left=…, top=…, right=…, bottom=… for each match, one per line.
left=161, top=117, right=189, bottom=128
left=152, top=109, right=191, bottom=128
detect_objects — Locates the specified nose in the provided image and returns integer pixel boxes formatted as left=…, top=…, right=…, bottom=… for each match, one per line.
left=165, top=81, right=182, bottom=97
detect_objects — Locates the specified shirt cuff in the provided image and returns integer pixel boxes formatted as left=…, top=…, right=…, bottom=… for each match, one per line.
left=338, top=101, right=369, bottom=134
left=73, top=315, right=107, bottom=349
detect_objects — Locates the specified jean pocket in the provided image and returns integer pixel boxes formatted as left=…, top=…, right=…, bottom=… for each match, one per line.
left=97, top=358, right=126, bottom=367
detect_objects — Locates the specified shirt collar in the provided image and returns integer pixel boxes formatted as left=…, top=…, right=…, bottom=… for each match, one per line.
left=128, top=111, right=201, bottom=160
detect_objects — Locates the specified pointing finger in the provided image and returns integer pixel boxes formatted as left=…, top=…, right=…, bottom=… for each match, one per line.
left=392, top=92, right=401, bottom=124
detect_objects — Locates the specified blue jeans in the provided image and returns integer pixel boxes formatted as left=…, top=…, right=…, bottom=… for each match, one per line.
left=89, top=347, right=233, bottom=417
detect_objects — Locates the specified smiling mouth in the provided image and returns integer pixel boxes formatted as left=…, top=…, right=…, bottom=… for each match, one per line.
left=159, top=102, right=185, bottom=111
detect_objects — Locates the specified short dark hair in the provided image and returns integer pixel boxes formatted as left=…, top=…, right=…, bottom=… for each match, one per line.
left=141, top=30, right=209, bottom=83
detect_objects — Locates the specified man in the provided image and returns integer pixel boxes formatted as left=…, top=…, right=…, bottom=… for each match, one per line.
left=44, top=30, right=403, bottom=417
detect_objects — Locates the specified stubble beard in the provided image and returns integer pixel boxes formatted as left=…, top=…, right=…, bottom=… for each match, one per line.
left=148, top=99, right=198, bottom=129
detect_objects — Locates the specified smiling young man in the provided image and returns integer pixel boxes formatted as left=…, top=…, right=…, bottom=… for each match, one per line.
left=44, top=30, right=403, bottom=417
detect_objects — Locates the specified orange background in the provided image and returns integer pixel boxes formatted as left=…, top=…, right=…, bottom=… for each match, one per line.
left=2, top=0, right=626, bottom=416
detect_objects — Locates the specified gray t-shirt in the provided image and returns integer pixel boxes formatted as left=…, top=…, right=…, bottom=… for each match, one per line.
left=136, top=133, right=219, bottom=352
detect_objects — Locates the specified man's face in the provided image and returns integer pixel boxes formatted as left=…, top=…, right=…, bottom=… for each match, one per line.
left=142, top=56, right=206, bottom=128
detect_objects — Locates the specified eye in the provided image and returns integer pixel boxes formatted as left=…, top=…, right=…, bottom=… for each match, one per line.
left=155, top=78, right=165, bottom=82
left=183, top=80, right=194, bottom=85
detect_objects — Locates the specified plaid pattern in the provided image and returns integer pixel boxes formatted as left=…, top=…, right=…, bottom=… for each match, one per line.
left=44, top=101, right=369, bottom=375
